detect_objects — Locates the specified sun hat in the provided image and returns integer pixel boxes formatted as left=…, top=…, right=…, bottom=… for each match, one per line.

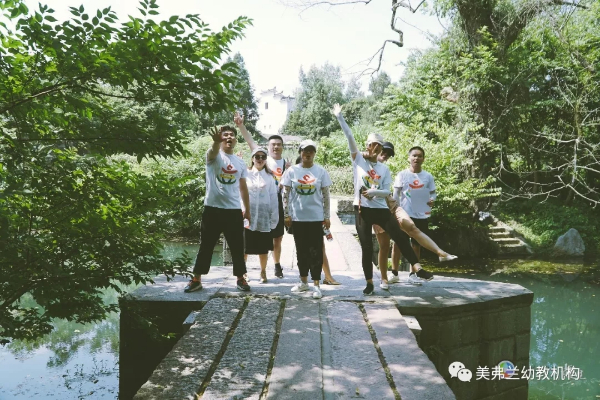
left=251, top=147, right=268, bottom=158
left=298, top=139, right=318, bottom=152
left=366, top=133, right=384, bottom=146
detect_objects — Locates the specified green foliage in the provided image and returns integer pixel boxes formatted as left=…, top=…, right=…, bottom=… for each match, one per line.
left=282, top=63, right=348, bottom=138
left=121, top=136, right=215, bottom=238
left=0, top=0, right=251, bottom=342
left=495, top=200, right=600, bottom=255
left=207, top=53, right=262, bottom=141
left=369, top=72, right=391, bottom=99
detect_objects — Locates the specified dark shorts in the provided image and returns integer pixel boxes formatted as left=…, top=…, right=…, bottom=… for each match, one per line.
left=245, top=229, right=274, bottom=255
left=271, top=192, right=285, bottom=238
left=411, top=218, right=429, bottom=246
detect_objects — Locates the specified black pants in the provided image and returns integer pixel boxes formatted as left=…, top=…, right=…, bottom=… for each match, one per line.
left=292, top=221, right=323, bottom=281
left=355, top=206, right=418, bottom=280
left=194, top=206, right=246, bottom=277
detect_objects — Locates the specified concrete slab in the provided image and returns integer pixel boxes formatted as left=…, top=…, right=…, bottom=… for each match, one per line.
left=133, top=297, right=244, bottom=400
left=267, top=300, right=323, bottom=400
left=202, top=298, right=281, bottom=400
left=325, top=301, right=396, bottom=399
left=363, top=302, right=456, bottom=400
left=126, top=269, right=230, bottom=302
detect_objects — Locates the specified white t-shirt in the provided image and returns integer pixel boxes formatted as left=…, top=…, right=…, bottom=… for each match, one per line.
left=242, top=168, right=279, bottom=232
left=281, top=164, right=332, bottom=222
left=267, top=157, right=286, bottom=186
left=394, top=169, right=436, bottom=219
left=204, top=149, right=248, bottom=209
left=352, top=152, right=392, bottom=209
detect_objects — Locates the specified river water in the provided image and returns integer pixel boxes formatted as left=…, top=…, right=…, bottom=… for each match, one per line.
left=0, top=244, right=598, bottom=399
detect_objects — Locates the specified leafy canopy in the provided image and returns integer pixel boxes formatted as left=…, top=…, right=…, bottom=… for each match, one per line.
left=0, top=0, right=251, bottom=342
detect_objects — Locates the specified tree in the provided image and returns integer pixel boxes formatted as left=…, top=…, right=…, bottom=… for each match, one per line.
left=0, top=0, right=251, bottom=342
left=281, top=63, right=346, bottom=138
left=209, top=53, right=261, bottom=141
left=369, top=72, right=392, bottom=99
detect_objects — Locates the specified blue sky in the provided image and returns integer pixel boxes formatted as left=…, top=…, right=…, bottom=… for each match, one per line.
left=26, top=0, right=445, bottom=95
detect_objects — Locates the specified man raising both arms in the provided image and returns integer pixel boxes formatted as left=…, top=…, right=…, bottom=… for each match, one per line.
left=235, top=112, right=290, bottom=279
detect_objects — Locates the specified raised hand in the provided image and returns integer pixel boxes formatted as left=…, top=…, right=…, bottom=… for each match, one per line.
left=332, top=103, right=342, bottom=117
left=209, top=126, right=222, bottom=143
left=234, top=111, right=244, bottom=127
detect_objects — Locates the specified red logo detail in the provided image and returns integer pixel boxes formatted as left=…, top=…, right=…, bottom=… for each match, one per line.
left=368, top=169, right=381, bottom=180
left=222, top=164, right=238, bottom=174
left=298, top=174, right=316, bottom=184
left=273, top=167, right=283, bottom=177
left=409, top=179, right=424, bottom=189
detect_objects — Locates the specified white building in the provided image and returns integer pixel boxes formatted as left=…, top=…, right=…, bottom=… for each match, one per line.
left=257, top=87, right=297, bottom=139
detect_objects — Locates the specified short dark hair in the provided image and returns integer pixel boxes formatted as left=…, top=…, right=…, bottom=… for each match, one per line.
left=268, top=135, right=284, bottom=144
left=408, top=146, right=425, bottom=158
left=219, top=125, right=237, bottom=136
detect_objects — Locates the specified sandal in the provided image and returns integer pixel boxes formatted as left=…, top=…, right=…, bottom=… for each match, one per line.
left=323, top=278, right=341, bottom=285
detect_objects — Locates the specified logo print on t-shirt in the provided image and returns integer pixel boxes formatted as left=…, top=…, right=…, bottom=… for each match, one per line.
left=273, top=167, right=283, bottom=185
left=296, top=174, right=317, bottom=195
left=217, top=164, right=238, bottom=184
left=409, top=179, right=424, bottom=189
left=362, top=168, right=381, bottom=189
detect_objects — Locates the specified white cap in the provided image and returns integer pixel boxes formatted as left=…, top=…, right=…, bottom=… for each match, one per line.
left=366, top=133, right=384, bottom=146
left=251, top=147, right=268, bottom=157
left=299, top=139, right=318, bottom=152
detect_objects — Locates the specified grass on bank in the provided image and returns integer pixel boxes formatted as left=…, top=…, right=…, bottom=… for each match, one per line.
left=493, top=199, right=600, bottom=256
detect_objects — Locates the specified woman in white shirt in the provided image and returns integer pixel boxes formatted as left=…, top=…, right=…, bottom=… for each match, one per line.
left=243, top=147, right=279, bottom=283
left=333, top=103, right=425, bottom=296
left=282, top=140, right=332, bottom=299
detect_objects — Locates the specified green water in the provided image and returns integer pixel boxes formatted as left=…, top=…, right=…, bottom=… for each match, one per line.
left=0, top=242, right=220, bottom=399
left=429, top=259, right=600, bottom=400
left=1, top=246, right=598, bottom=399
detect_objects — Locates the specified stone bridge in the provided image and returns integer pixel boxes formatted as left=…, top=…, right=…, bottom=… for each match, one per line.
left=120, top=199, right=533, bottom=400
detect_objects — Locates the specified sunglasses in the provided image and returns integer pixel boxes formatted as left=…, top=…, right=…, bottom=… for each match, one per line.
left=254, top=155, right=267, bottom=160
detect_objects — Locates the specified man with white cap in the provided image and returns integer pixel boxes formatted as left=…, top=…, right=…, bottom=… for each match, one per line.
left=235, top=113, right=289, bottom=279
left=333, top=103, right=422, bottom=295
left=281, top=139, right=332, bottom=299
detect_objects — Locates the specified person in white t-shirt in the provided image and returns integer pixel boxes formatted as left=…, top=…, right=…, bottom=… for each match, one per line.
left=390, top=146, right=457, bottom=283
left=333, top=103, right=423, bottom=295
left=375, top=145, right=457, bottom=286
left=292, top=156, right=341, bottom=286
left=242, top=147, right=279, bottom=283
left=235, top=113, right=290, bottom=279
left=184, top=125, right=251, bottom=293
left=281, top=140, right=332, bottom=299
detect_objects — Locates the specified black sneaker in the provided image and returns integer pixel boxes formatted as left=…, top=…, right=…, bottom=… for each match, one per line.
left=184, top=279, right=202, bottom=293
left=274, top=264, right=284, bottom=279
left=416, top=268, right=434, bottom=281
left=363, top=283, right=374, bottom=295
left=237, top=277, right=251, bottom=291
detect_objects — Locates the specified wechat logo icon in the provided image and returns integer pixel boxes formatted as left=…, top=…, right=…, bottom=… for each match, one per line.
left=449, top=361, right=472, bottom=382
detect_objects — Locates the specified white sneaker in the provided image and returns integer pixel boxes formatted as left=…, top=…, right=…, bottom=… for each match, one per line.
left=439, top=254, right=458, bottom=262
left=407, top=272, right=423, bottom=285
left=312, top=286, right=322, bottom=299
left=388, top=275, right=400, bottom=284
left=380, top=281, right=389, bottom=290
left=291, top=282, right=309, bottom=292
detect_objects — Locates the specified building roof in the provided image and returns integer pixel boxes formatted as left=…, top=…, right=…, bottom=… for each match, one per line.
left=259, top=87, right=295, bottom=101
left=258, top=132, right=303, bottom=143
